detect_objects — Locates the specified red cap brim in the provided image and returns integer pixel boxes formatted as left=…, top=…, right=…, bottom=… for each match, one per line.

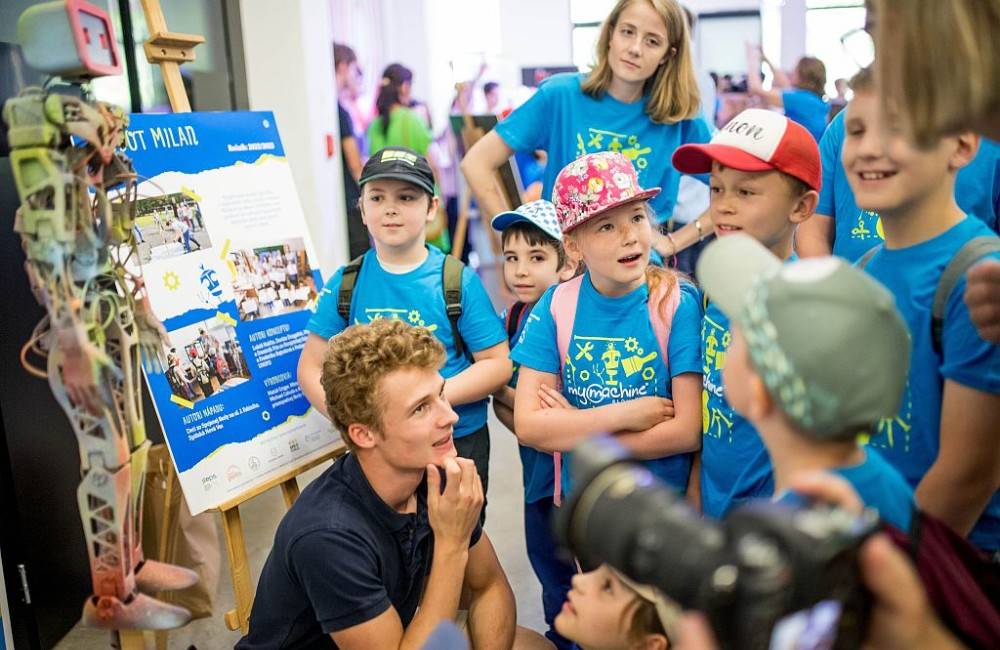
left=672, top=144, right=777, bottom=175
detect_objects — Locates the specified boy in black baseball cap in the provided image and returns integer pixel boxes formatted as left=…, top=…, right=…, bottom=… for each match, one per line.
left=298, top=146, right=511, bottom=525
left=358, top=145, right=437, bottom=196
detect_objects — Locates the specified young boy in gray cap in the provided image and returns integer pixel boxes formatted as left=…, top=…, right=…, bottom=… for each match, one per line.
left=697, top=233, right=915, bottom=530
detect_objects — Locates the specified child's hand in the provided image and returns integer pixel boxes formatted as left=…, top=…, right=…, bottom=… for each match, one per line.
left=623, top=396, right=674, bottom=431
left=965, top=259, right=1000, bottom=344
left=538, top=384, right=575, bottom=410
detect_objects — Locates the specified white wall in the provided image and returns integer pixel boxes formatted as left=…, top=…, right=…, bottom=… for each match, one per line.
left=777, top=0, right=806, bottom=71
left=499, top=0, right=573, bottom=68
left=378, top=0, right=433, bottom=107
left=240, top=0, right=346, bottom=279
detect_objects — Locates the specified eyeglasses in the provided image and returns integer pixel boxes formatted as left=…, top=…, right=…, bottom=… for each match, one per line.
left=840, top=27, right=874, bottom=68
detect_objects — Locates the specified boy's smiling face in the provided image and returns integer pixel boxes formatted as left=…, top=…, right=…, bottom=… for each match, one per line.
left=360, top=178, right=438, bottom=252
left=841, top=89, right=977, bottom=215
left=709, top=163, right=815, bottom=254
left=502, top=231, right=564, bottom=304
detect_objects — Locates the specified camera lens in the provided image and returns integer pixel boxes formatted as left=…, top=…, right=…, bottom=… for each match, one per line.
left=555, top=437, right=727, bottom=610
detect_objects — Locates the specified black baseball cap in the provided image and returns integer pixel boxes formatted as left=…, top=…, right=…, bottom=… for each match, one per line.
left=359, top=146, right=436, bottom=195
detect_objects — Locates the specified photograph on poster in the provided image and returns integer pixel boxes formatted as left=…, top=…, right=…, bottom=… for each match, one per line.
left=133, top=192, right=213, bottom=264
left=230, top=238, right=318, bottom=321
left=163, top=320, right=250, bottom=406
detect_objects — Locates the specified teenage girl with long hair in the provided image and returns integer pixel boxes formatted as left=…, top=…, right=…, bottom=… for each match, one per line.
left=461, top=0, right=711, bottom=248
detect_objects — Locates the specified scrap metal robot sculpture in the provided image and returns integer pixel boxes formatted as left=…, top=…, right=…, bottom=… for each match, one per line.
left=3, top=0, right=197, bottom=630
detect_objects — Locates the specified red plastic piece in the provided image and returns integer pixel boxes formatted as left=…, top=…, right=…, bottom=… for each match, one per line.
left=65, top=0, right=121, bottom=76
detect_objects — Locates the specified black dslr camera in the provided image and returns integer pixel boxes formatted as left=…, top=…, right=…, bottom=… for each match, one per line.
left=554, top=437, right=880, bottom=650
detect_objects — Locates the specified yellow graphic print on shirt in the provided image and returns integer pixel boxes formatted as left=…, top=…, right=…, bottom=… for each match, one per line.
left=563, top=334, right=659, bottom=407
left=575, top=128, right=652, bottom=170
left=702, top=313, right=736, bottom=442
left=869, top=381, right=913, bottom=452
left=357, top=307, right=439, bottom=332
left=850, top=209, right=885, bottom=243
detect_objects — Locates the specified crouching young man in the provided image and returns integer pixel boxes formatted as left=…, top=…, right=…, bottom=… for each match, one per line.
left=237, top=319, right=516, bottom=650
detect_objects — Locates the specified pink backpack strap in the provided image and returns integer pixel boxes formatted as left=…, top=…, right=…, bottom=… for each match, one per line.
left=550, top=274, right=584, bottom=376
left=647, top=275, right=682, bottom=371
left=547, top=274, right=583, bottom=507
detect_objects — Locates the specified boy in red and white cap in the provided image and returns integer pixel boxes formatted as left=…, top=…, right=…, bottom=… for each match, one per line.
left=671, top=108, right=821, bottom=519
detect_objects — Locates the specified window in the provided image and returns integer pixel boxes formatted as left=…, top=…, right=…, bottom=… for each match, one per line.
left=805, top=1, right=866, bottom=96
left=697, top=12, right=762, bottom=78
left=570, top=0, right=616, bottom=72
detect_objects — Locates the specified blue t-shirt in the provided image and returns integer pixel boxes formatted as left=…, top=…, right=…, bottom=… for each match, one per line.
left=237, top=453, right=482, bottom=648
left=817, top=110, right=1000, bottom=262
left=510, top=272, right=703, bottom=494
left=863, top=217, right=1000, bottom=550
left=502, top=302, right=558, bottom=504
left=701, top=302, right=774, bottom=519
left=495, top=72, right=712, bottom=222
left=777, top=448, right=914, bottom=532
left=833, top=448, right=915, bottom=532
left=307, top=247, right=506, bottom=439
left=781, top=88, right=829, bottom=143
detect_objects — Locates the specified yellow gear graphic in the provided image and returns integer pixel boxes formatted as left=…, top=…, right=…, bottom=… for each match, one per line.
left=163, top=271, right=180, bottom=290
left=408, top=309, right=421, bottom=324
left=702, top=391, right=710, bottom=435
left=624, top=337, right=639, bottom=353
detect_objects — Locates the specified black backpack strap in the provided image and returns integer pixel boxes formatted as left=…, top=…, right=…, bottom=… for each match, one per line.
left=442, top=254, right=466, bottom=358
left=856, top=244, right=883, bottom=270
left=932, top=236, right=1000, bottom=354
left=506, top=301, right=528, bottom=341
left=337, top=253, right=367, bottom=322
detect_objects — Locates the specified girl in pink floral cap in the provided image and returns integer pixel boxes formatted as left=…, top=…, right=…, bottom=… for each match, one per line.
left=510, top=149, right=703, bottom=510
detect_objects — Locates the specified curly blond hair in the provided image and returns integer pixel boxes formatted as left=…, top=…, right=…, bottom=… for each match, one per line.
left=321, top=319, right=446, bottom=450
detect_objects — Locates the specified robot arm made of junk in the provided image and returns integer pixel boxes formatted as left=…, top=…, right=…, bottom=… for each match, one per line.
left=4, top=86, right=198, bottom=630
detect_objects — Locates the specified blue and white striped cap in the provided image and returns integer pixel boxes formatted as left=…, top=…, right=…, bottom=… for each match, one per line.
left=491, top=199, right=562, bottom=242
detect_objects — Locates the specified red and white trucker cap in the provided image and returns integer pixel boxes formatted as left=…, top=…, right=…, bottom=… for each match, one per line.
left=672, top=108, right=821, bottom=191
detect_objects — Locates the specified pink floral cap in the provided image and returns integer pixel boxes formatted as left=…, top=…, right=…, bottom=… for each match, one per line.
left=552, top=151, right=660, bottom=233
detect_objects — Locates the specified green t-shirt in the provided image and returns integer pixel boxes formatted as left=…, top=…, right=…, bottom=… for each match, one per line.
left=367, top=106, right=432, bottom=155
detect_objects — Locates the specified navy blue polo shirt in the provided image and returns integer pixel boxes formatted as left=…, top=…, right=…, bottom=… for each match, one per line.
left=236, top=453, right=482, bottom=649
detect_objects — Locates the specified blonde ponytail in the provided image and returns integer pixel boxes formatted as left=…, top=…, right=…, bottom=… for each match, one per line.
left=644, top=264, right=680, bottom=319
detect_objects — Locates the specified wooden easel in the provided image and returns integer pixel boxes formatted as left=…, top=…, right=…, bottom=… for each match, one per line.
left=215, top=445, right=344, bottom=633
left=450, top=83, right=480, bottom=261
left=123, top=2, right=348, bottom=645
left=114, top=3, right=204, bottom=648
left=450, top=82, right=523, bottom=261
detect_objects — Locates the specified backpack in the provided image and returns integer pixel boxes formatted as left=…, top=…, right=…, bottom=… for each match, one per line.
left=504, top=301, right=530, bottom=344
left=546, top=273, right=682, bottom=505
left=336, top=252, right=468, bottom=357
left=858, top=236, right=1000, bottom=354
left=883, top=510, right=1000, bottom=649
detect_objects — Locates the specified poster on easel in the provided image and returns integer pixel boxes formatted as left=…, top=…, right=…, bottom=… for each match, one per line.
left=123, top=111, right=338, bottom=515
